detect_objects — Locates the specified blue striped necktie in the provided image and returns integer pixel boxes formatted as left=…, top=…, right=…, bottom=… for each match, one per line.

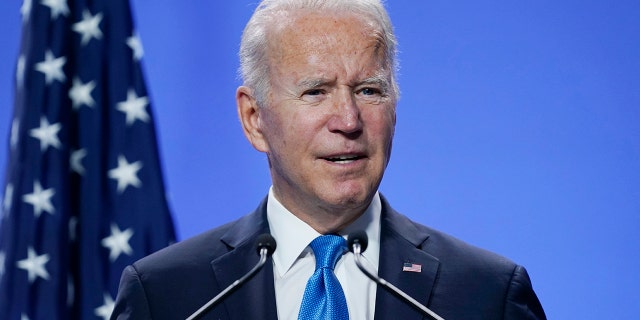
left=298, top=234, right=349, bottom=320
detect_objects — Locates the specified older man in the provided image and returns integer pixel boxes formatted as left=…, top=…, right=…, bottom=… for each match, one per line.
left=112, top=0, right=546, bottom=319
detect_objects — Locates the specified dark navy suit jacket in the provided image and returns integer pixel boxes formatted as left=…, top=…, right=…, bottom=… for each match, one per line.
left=111, top=196, right=546, bottom=319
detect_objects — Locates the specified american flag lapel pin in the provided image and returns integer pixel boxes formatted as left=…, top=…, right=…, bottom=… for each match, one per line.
left=402, top=262, right=422, bottom=273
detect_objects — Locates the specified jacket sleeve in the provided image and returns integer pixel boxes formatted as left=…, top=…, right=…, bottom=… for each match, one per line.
left=110, top=265, right=153, bottom=320
left=503, top=265, right=547, bottom=320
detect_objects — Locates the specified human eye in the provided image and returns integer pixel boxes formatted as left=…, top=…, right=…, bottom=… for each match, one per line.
left=299, top=88, right=328, bottom=105
left=356, top=85, right=387, bottom=104
left=358, top=87, right=382, bottom=96
left=303, top=88, right=325, bottom=96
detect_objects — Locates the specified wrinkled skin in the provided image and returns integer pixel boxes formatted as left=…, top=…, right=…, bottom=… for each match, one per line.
left=237, top=11, right=396, bottom=233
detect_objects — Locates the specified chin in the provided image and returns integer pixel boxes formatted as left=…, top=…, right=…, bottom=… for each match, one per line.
left=322, top=187, right=373, bottom=211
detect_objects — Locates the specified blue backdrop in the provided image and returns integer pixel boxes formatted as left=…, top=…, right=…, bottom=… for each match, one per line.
left=1, top=1, right=639, bottom=318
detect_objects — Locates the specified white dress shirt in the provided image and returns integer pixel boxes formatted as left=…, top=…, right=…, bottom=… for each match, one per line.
left=266, top=187, right=381, bottom=320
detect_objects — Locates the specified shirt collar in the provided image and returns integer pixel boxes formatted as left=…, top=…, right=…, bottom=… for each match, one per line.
left=266, top=187, right=381, bottom=277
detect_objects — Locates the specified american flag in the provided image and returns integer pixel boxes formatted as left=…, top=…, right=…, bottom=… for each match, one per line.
left=402, top=262, right=422, bottom=273
left=0, top=0, right=176, bottom=319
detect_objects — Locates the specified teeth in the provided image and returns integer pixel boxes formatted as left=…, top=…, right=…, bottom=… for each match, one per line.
left=327, top=155, right=359, bottom=163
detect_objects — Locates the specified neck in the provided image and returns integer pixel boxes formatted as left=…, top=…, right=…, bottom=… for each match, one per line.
left=272, top=190, right=372, bottom=234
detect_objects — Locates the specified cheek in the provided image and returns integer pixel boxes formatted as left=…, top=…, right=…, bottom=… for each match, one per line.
left=366, top=107, right=396, bottom=139
left=262, top=108, right=317, bottom=152
left=258, top=110, right=285, bottom=151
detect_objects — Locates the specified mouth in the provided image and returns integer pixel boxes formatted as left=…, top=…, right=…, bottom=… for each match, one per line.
left=323, top=154, right=366, bottom=164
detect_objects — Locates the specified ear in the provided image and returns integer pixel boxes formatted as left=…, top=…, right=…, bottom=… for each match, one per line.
left=236, top=86, right=269, bottom=152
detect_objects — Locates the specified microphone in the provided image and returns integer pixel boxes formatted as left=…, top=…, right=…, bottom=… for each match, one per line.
left=347, top=231, right=445, bottom=320
left=186, top=233, right=277, bottom=320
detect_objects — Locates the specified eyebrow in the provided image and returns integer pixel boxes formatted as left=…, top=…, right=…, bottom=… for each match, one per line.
left=358, top=74, right=391, bottom=93
left=297, top=74, right=390, bottom=91
left=297, top=78, right=333, bottom=90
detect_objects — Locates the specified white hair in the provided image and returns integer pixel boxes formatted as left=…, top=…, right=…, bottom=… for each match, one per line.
left=238, top=0, right=399, bottom=107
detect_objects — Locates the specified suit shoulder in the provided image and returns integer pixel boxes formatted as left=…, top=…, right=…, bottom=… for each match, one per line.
left=132, top=218, right=239, bottom=274
left=387, top=209, right=519, bottom=277
left=419, top=224, right=546, bottom=319
left=424, top=223, right=517, bottom=271
left=381, top=196, right=516, bottom=270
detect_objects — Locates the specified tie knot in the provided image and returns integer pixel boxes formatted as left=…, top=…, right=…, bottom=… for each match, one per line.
left=310, top=234, right=346, bottom=270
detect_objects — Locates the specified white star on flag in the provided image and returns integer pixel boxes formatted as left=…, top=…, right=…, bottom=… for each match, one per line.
left=108, top=155, right=143, bottom=193
left=116, top=89, right=150, bottom=125
left=16, top=247, right=50, bottom=283
left=34, top=50, right=66, bottom=85
left=101, top=224, right=134, bottom=262
left=72, top=10, right=103, bottom=45
left=41, top=0, right=70, bottom=19
left=29, top=116, right=62, bottom=152
left=22, top=181, right=56, bottom=217
left=94, top=293, right=115, bottom=320
left=126, top=33, right=144, bottom=60
left=21, top=314, right=30, bottom=320
left=69, top=77, right=96, bottom=109
left=70, top=148, right=87, bottom=175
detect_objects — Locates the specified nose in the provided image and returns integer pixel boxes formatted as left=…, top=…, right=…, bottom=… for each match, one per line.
left=326, top=90, right=363, bottom=135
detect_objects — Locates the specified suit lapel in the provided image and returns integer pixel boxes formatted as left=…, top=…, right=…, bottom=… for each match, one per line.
left=374, top=197, right=440, bottom=320
left=205, top=195, right=440, bottom=320
left=209, top=198, right=279, bottom=320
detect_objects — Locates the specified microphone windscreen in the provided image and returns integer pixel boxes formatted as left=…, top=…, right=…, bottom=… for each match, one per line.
left=347, top=231, right=368, bottom=253
left=255, top=233, right=277, bottom=256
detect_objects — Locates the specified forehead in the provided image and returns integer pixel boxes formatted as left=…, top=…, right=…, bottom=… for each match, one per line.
left=266, top=11, right=385, bottom=68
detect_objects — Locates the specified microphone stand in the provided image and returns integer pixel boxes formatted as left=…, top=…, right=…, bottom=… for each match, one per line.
left=352, top=243, right=445, bottom=320
left=186, top=247, right=270, bottom=320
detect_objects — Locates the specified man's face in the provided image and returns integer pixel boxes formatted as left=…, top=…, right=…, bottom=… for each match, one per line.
left=241, top=12, right=396, bottom=231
